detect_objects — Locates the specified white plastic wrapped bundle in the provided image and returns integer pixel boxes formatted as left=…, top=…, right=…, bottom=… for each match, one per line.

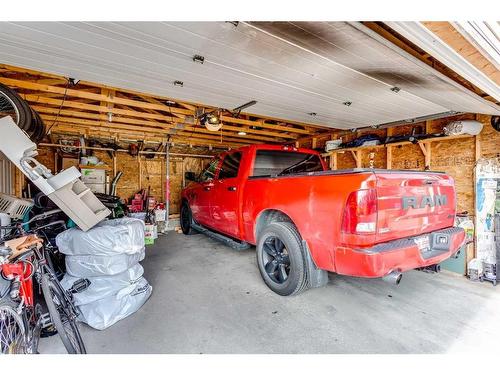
left=56, top=218, right=145, bottom=256
left=60, top=264, right=144, bottom=306
left=443, top=120, right=483, bottom=136
left=65, top=249, right=145, bottom=277
left=77, top=276, right=152, bottom=330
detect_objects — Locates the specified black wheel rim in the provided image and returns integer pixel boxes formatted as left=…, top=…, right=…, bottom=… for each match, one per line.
left=262, top=236, right=290, bottom=284
left=181, top=205, right=190, bottom=232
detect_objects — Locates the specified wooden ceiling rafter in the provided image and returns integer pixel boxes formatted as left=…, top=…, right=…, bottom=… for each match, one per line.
left=0, top=64, right=335, bottom=150
left=33, top=104, right=292, bottom=143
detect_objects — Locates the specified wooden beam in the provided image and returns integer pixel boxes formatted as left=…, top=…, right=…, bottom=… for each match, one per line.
left=219, top=115, right=312, bottom=135
left=50, top=126, right=245, bottom=149
left=36, top=108, right=281, bottom=143
left=312, top=137, right=318, bottom=149
left=422, top=22, right=500, bottom=86
left=0, top=63, right=342, bottom=133
left=5, top=77, right=317, bottom=136
left=46, top=119, right=259, bottom=147
left=386, top=144, right=393, bottom=169
left=329, top=153, right=337, bottom=170
left=27, top=96, right=295, bottom=140
left=0, top=77, right=192, bottom=116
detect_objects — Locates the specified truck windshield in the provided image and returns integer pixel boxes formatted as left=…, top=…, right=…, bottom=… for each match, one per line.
left=252, top=150, right=324, bottom=177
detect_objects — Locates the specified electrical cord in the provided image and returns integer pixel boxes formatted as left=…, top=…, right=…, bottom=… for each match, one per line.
left=45, top=78, right=71, bottom=136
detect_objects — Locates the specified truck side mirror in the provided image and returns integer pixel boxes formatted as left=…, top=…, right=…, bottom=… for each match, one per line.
left=185, top=171, right=197, bottom=182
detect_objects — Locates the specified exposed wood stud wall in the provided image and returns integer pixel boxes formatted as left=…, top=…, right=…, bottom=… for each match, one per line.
left=321, top=114, right=500, bottom=214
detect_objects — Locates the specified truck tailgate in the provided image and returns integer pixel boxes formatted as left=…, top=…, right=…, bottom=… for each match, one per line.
left=374, top=171, right=456, bottom=244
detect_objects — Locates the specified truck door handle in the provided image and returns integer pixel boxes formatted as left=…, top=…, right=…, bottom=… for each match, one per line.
left=227, top=186, right=237, bottom=191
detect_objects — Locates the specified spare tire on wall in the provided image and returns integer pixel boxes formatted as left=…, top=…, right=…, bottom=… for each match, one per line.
left=0, top=82, right=45, bottom=144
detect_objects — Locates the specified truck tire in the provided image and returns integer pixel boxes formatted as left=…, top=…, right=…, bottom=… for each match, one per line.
left=180, top=201, right=195, bottom=235
left=256, top=222, right=309, bottom=296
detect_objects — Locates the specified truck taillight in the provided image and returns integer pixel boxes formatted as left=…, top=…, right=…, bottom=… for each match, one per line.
left=341, top=189, right=378, bottom=235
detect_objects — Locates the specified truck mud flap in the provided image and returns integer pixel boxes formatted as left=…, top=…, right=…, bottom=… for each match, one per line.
left=302, top=240, right=329, bottom=289
left=191, top=223, right=251, bottom=251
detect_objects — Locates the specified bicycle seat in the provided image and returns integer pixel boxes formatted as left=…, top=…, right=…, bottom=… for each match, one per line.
left=4, top=235, right=43, bottom=260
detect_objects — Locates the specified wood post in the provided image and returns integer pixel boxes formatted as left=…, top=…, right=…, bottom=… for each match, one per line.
left=329, top=153, right=337, bottom=170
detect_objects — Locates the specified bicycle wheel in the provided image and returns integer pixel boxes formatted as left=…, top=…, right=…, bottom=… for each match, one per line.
left=0, top=83, right=33, bottom=131
left=0, top=299, right=26, bottom=354
left=40, top=273, right=86, bottom=354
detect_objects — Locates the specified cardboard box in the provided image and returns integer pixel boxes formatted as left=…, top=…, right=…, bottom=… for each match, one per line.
left=61, top=157, right=79, bottom=170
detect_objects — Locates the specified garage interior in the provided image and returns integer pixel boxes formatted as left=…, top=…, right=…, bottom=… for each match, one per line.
left=0, top=21, right=499, bottom=354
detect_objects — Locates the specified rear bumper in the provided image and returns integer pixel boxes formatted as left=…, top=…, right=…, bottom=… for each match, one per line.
left=333, top=227, right=466, bottom=278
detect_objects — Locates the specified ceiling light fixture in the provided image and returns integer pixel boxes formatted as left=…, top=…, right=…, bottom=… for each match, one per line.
left=200, top=112, right=222, bottom=131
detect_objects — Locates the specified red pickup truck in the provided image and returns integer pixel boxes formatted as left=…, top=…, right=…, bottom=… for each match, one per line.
left=181, top=144, right=465, bottom=296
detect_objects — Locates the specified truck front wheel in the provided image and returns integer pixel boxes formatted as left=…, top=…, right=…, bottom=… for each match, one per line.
left=256, top=222, right=309, bottom=296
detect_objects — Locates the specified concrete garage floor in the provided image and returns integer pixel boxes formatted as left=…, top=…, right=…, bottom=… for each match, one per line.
left=40, top=232, right=500, bottom=354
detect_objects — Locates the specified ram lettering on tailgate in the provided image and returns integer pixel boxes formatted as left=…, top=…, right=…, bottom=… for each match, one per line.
left=402, top=195, right=447, bottom=209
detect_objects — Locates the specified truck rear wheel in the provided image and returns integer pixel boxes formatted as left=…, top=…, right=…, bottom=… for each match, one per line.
left=256, top=222, right=309, bottom=296
left=180, top=202, right=195, bottom=235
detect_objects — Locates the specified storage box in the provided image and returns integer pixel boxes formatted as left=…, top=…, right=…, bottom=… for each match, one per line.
left=80, top=168, right=106, bottom=184
left=154, top=209, right=166, bottom=222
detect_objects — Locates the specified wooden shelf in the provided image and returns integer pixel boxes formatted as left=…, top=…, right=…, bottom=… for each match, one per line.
left=79, top=164, right=111, bottom=170
left=322, top=133, right=475, bottom=171
left=322, top=134, right=473, bottom=157
left=386, top=134, right=473, bottom=147
left=322, top=144, right=384, bottom=157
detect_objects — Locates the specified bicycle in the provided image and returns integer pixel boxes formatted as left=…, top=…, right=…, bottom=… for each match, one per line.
left=1, top=208, right=68, bottom=279
left=0, top=234, right=87, bottom=354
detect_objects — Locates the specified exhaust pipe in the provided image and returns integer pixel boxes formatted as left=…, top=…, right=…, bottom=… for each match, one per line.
left=382, top=270, right=403, bottom=285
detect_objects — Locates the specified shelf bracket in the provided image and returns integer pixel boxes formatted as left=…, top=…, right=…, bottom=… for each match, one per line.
left=350, top=150, right=361, bottom=168
left=418, top=142, right=431, bottom=169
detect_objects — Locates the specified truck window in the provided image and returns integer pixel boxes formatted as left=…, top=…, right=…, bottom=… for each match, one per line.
left=218, top=152, right=242, bottom=179
left=252, top=150, right=323, bottom=177
left=199, top=158, right=219, bottom=182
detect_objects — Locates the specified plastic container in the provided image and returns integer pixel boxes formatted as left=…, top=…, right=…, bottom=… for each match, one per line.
left=154, top=209, right=166, bottom=222
left=0, top=193, right=33, bottom=220
left=0, top=116, right=110, bottom=231
left=145, top=224, right=155, bottom=245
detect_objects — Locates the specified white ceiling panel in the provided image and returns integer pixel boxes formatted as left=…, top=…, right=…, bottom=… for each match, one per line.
left=0, top=21, right=498, bottom=130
